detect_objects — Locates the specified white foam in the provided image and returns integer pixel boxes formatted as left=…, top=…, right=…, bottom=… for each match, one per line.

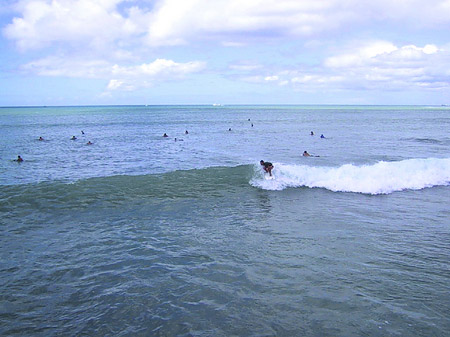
left=250, top=158, right=450, bottom=194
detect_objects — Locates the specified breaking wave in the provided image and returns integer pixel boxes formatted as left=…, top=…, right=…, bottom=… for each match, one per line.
left=250, top=158, right=450, bottom=194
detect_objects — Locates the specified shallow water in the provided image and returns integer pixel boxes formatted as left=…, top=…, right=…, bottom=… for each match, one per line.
left=1, top=105, right=449, bottom=336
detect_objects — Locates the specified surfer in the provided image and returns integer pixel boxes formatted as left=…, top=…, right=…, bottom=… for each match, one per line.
left=303, top=150, right=320, bottom=157
left=320, top=134, right=325, bottom=138
left=260, top=160, right=274, bottom=176
left=71, top=136, right=77, bottom=140
left=38, top=136, right=44, bottom=141
left=15, top=155, right=23, bottom=162
left=310, top=131, right=314, bottom=136
left=87, top=141, right=93, bottom=145
left=163, top=133, right=168, bottom=137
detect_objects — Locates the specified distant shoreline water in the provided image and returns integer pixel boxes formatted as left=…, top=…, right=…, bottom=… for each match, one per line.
left=1, top=103, right=450, bottom=108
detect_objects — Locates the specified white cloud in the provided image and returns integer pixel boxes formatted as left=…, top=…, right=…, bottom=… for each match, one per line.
left=6, top=0, right=450, bottom=50
left=22, top=56, right=206, bottom=91
left=22, top=56, right=111, bottom=78
left=324, top=41, right=398, bottom=67
left=322, top=42, right=445, bottom=87
left=143, top=0, right=359, bottom=46
left=233, top=41, right=450, bottom=91
left=229, top=61, right=262, bottom=71
left=221, top=41, right=246, bottom=47
left=4, top=0, right=136, bottom=51
left=323, top=42, right=449, bottom=89
left=143, top=0, right=450, bottom=46
left=107, top=79, right=135, bottom=91
left=111, top=58, right=204, bottom=77
left=264, top=75, right=279, bottom=81
left=106, top=58, right=206, bottom=90
left=3, top=0, right=450, bottom=100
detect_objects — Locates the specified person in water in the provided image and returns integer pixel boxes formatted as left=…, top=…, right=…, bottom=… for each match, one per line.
left=71, top=136, right=77, bottom=140
left=16, top=155, right=23, bottom=162
left=260, top=160, right=274, bottom=176
left=320, top=134, right=325, bottom=138
left=87, top=141, right=93, bottom=145
left=303, top=151, right=311, bottom=157
left=310, top=131, right=314, bottom=136
left=163, top=133, right=168, bottom=137
left=38, top=136, right=44, bottom=141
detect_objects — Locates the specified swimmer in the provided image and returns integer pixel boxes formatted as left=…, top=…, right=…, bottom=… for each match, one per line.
left=38, top=136, right=44, bottom=141
left=260, top=160, right=274, bottom=176
left=15, top=155, right=23, bottom=162
left=320, top=134, right=325, bottom=138
left=303, top=150, right=320, bottom=157
left=71, top=136, right=77, bottom=140
left=163, top=133, right=168, bottom=137
left=87, top=141, right=93, bottom=145
left=185, top=130, right=189, bottom=134
left=310, top=131, right=314, bottom=136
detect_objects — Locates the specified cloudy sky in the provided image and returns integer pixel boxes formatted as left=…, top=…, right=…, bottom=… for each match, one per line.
left=1, top=0, right=450, bottom=105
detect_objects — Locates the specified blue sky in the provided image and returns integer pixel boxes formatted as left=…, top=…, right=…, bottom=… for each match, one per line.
left=1, top=0, right=450, bottom=106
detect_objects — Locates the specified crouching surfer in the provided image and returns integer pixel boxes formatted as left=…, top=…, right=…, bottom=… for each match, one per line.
left=260, top=160, right=274, bottom=176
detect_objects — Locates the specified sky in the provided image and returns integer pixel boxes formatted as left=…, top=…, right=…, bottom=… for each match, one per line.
left=1, top=0, right=450, bottom=106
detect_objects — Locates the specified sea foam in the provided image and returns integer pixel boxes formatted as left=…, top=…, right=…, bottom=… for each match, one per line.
left=251, top=158, right=450, bottom=194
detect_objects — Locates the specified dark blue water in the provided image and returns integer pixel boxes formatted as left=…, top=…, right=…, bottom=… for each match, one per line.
left=1, top=105, right=449, bottom=336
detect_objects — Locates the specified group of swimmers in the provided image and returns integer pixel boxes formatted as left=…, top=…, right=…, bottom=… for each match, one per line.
left=16, top=124, right=324, bottom=168
left=305, top=130, right=325, bottom=156
left=163, top=130, right=189, bottom=141
left=310, top=130, right=326, bottom=138
left=14, top=131, right=93, bottom=162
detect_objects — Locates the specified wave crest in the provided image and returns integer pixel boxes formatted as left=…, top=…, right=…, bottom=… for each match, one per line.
left=250, top=158, right=450, bottom=194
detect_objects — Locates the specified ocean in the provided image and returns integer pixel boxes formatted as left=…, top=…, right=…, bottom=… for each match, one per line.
left=0, top=105, right=449, bottom=336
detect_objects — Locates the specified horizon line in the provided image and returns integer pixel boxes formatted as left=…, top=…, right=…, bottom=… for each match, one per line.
left=1, top=103, right=448, bottom=108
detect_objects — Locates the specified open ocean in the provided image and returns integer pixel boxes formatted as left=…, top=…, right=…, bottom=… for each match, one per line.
left=1, top=105, right=449, bottom=336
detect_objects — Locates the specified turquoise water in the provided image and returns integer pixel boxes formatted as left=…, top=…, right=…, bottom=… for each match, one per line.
left=1, top=105, right=449, bottom=336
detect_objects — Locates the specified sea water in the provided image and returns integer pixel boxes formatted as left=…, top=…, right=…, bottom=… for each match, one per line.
left=0, top=105, right=449, bottom=336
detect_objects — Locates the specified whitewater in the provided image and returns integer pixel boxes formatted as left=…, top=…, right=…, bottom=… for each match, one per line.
left=252, top=158, right=450, bottom=194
